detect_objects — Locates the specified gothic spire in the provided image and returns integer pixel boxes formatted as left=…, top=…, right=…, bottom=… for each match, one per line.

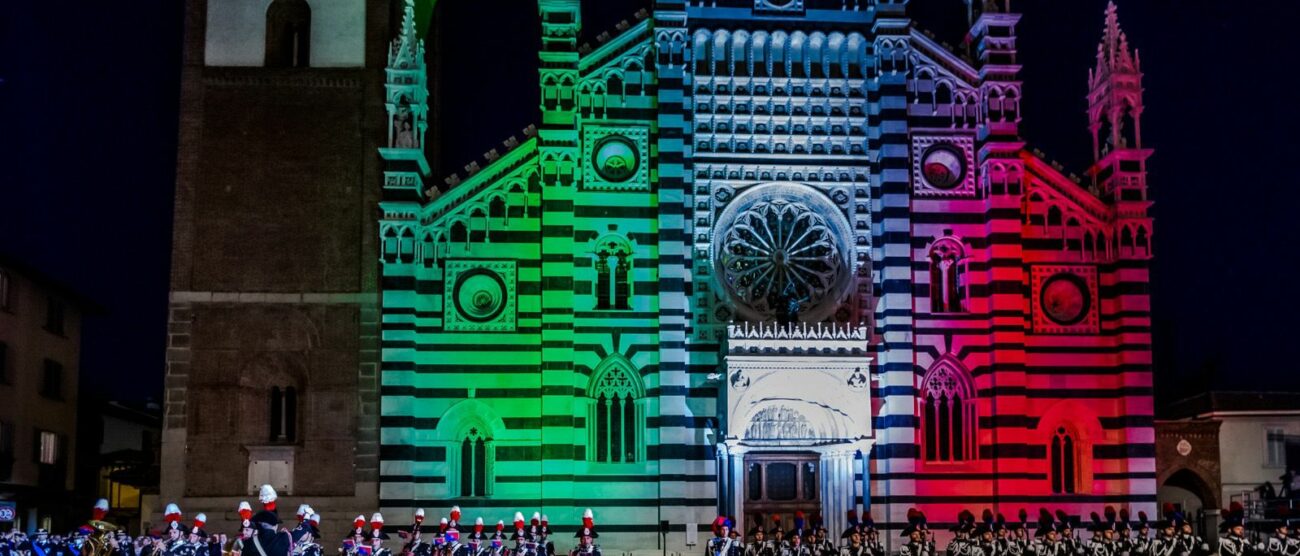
left=389, top=0, right=424, bottom=71
left=1092, top=1, right=1138, bottom=85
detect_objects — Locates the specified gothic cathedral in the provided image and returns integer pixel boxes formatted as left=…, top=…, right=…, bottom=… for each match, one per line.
left=162, top=0, right=1156, bottom=551
left=376, top=0, right=1155, bottom=550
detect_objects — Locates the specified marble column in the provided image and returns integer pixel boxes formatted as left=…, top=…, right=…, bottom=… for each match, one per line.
left=730, top=447, right=747, bottom=534
left=821, top=449, right=855, bottom=539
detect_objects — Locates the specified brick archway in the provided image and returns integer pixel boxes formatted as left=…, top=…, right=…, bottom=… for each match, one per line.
left=1160, top=467, right=1220, bottom=510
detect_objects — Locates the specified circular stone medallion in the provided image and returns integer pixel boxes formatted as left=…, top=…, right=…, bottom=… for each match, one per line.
left=453, top=269, right=508, bottom=323
left=592, top=135, right=639, bottom=182
left=921, top=145, right=966, bottom=190
left=1039, top=272, right=1091, bottom=326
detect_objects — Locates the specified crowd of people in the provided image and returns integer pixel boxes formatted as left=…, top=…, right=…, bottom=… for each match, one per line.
left=0, top=486, right=603, bottom=556
left=6, top=492, right=1300, bottom=556
left=703, top=505, right=1297, bottom=556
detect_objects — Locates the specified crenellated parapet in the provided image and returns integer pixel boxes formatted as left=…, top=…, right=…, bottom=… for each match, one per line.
left=726, top=321, right=870, bottom=357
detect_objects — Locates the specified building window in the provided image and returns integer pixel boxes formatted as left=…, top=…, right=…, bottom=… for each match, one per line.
left=1050, top=426, right=1077, bottom=494
left=45, top=296, right=65, bottom=335
left=36, top=430, right=60, bottom=465
left=928, top=238, right=966, bottom=313
left=0, top=269, right=11, bottom=311
left=458, top=428, right=492, bottom=497
left=40, top=359, right=63, bottom=399
left=269, top=386, right=298, bottom=443
left=593, top=237, right=632, bottom=310
left=587, top=357, right=645, bottom=463
left=1266, top=428, right=1287, bottom=468
left=265, top=0, right=311, bottom=68
left=921, top=361, right=976, bottom=462
left=0, top=422, right=13, bottom=481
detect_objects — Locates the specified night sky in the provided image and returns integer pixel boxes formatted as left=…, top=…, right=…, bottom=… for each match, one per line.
left=1, top=0, right=1296, bottom=407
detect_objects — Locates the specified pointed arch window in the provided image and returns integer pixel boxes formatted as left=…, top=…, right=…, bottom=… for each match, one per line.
left=457, top=427, right=493, bottom=497
left=265, top=0, right=311, bottom=68
left=593, top=237, right=632, bottom=310
left=1050, top=426, right=1077, bottom=494
left=0, top=269, right=10, bottom=311
left=587, top=357, right=645, bottom=463
left=928, top=238, right=967, bottom=314
left=269, top=386, right=297, bottom=443
left=921, top=361, right=976, bottom=462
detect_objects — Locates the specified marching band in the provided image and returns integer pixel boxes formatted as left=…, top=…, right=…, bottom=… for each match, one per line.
left=7, top=491, right=1300, bottom=556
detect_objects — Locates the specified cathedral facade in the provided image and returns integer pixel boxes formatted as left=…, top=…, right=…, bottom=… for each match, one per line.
left=162, top=0, right=1157, bottom=551
left=376, top=0, right=1156, bottom=550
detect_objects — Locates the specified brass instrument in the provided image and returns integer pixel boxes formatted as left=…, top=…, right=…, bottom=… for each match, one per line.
left=81, top=520, right=121, bottom=556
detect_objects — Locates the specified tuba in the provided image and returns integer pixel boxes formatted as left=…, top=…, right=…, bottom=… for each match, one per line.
left=81, top=520, right=121, bottom=556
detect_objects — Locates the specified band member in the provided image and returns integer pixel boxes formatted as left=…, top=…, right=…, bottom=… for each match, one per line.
left=813, top=523, right=835, bottom=556
left=1216, top=507, right=1250, bottom=556
left=899, top=509, right=934, bottom=556
left=748, top=527, right=773, bottom=556
left=1265, top=520, right=1300, bottom=556
left=842, top=529, right=867, bottom=556
left=537, top=515, right=554, bottom=556
left=294, top=514, right=323, bottom=556
left=445, top=526, right=469, bottom=556
left=974, top=513, right=997, bottom=556
left=243, top=486, right=291, bottom=556
left=949, top=511, right=975, bottom=556
left=708, top=517, right=742, bottom=556
left=1173, top=512, right=1207, bottom=556
left=1128, top=512, right=1150, bottom=556
left=787, top=532, right=811, bottom=556
left=510, top=517, right=534, bottom=556
left=770, top=517, right=789, bottom=556
left=863, top=516, right=884, bottom=556
left=569, top=510, right=600, bottom=556
left=1147, top=510, right=1177, bottom=556
left=449, top=509, right=463, bottom=536
left=1085, top=512, right=1113, bottom=556
left=1029, top=510, right=1065, bottom=556
left=1010, top=511, right=1030, bottom=556
left=399, top=509, right=430, bottom=556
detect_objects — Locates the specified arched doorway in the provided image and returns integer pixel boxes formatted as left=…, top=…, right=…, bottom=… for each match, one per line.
left=1159, top=468, right=1218, bottom=537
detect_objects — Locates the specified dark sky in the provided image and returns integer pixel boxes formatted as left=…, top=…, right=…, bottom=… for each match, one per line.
left=1, top=0, right=1295, bottom=407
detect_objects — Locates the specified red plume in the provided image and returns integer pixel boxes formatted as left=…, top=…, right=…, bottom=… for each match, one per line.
left=91, top=499, right=110, bottom=522
left=354, top=516, right=367, bottom=529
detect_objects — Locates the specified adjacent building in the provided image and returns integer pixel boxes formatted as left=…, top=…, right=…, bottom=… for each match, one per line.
left=0, top=254, right=93, bottom=533
left=76, top=399, right=162, bottom=535
left=1157, top=392, right=1300, bottom=533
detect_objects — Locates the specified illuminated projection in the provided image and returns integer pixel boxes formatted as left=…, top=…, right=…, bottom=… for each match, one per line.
left=377, top=0, right=1157, bottom=550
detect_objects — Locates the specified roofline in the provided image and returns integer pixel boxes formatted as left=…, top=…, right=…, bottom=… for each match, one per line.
left=0, top=251, right=106, bottom=314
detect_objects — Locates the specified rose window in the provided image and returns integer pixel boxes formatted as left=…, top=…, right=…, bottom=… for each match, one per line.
left=711, top=183, right=854, bottom=322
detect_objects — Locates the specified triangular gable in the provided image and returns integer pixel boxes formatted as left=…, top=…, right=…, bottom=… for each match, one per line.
left=423, top=137, right=538, bottom=231
left=908, top=29, right=979, bottom=90
left=1021, top=150, right=1112, bottom=227
left=579, top=17, right=653, bottom=77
